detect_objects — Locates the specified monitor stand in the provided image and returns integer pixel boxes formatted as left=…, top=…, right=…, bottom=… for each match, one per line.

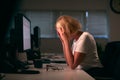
left=15, top=52, right=40, bottom=74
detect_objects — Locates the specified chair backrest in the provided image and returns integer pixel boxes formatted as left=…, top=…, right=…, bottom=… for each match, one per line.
left=102, top=41, right=120, bottom=75
left=113, top=54, right=120, bottom=80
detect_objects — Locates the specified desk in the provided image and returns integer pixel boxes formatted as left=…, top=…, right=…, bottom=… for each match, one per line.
left=4, top=64, right=95, bottom=80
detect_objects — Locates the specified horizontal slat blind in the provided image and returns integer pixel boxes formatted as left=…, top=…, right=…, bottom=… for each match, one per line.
left=25, top=11, right=56, bottom=38
left=86, top=11, right=108, bottom=38
left=23, top=10, right=108, bottom=38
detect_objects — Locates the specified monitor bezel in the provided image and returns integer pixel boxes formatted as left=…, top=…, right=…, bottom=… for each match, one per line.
left=15, top=13, right=31, bottom=52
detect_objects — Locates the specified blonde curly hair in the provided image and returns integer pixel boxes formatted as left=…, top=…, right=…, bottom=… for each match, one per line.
left=55, top=15, right=82, bottom=37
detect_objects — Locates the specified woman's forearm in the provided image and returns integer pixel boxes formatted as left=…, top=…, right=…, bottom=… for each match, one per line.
left=62, top=40, right=74, bottom=69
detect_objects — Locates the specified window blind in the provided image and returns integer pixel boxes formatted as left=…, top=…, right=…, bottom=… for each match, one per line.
left=23, top=10, right=108, bottom=38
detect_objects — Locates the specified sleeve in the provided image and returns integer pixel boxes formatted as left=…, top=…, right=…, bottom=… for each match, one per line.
left=74, top=35, right=90, bottom=54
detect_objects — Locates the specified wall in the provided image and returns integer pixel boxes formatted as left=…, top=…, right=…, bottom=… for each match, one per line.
left=18, top=0, right=120, bottom=53
left=20, top=0, right=107, bottom=10
left=40, top=38, right=63, bottom=53
left=109, top=11, right=120, bottom=41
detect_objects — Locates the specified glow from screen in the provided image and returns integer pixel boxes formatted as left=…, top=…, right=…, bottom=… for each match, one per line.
left=23, top=16, right=31, bottom=50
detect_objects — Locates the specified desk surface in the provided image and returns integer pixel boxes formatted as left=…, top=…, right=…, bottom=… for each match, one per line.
left=4, top=64, right=95, bottom=80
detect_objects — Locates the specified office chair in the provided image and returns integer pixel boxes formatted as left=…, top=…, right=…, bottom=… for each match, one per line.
left=113, top=53, right=120, bottom=80
left=87, top=41, right=120, bottom=80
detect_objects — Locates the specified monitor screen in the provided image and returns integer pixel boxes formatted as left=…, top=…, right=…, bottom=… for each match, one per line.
left=23, top=16, right=31, bottom=50
left=15, top=13, right=31, bottom=52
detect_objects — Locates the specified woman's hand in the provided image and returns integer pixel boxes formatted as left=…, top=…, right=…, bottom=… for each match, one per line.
left=56, top=27, right=69, bottom=43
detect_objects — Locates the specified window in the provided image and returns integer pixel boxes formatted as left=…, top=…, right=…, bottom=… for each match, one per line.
left=23, top=10, right=108, bottom=38
left=24, top=11, right=57, bottom=38
left=85, top=11, right=108, bottom=38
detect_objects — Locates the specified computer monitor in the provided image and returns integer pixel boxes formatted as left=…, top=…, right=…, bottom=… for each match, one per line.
left=33, top=26, right=40, bottom=48
left=15, top=13, right=31, bottom=52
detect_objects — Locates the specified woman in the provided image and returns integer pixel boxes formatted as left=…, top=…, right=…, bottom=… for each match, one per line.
left=55, top=15, right=103, bottom=71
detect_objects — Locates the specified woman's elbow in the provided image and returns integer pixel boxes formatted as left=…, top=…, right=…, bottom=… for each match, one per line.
left=69, top=65, right=76, bottom=70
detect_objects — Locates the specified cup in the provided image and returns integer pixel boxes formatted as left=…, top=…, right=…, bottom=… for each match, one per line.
left=33, top=59, right=43, bottom=68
